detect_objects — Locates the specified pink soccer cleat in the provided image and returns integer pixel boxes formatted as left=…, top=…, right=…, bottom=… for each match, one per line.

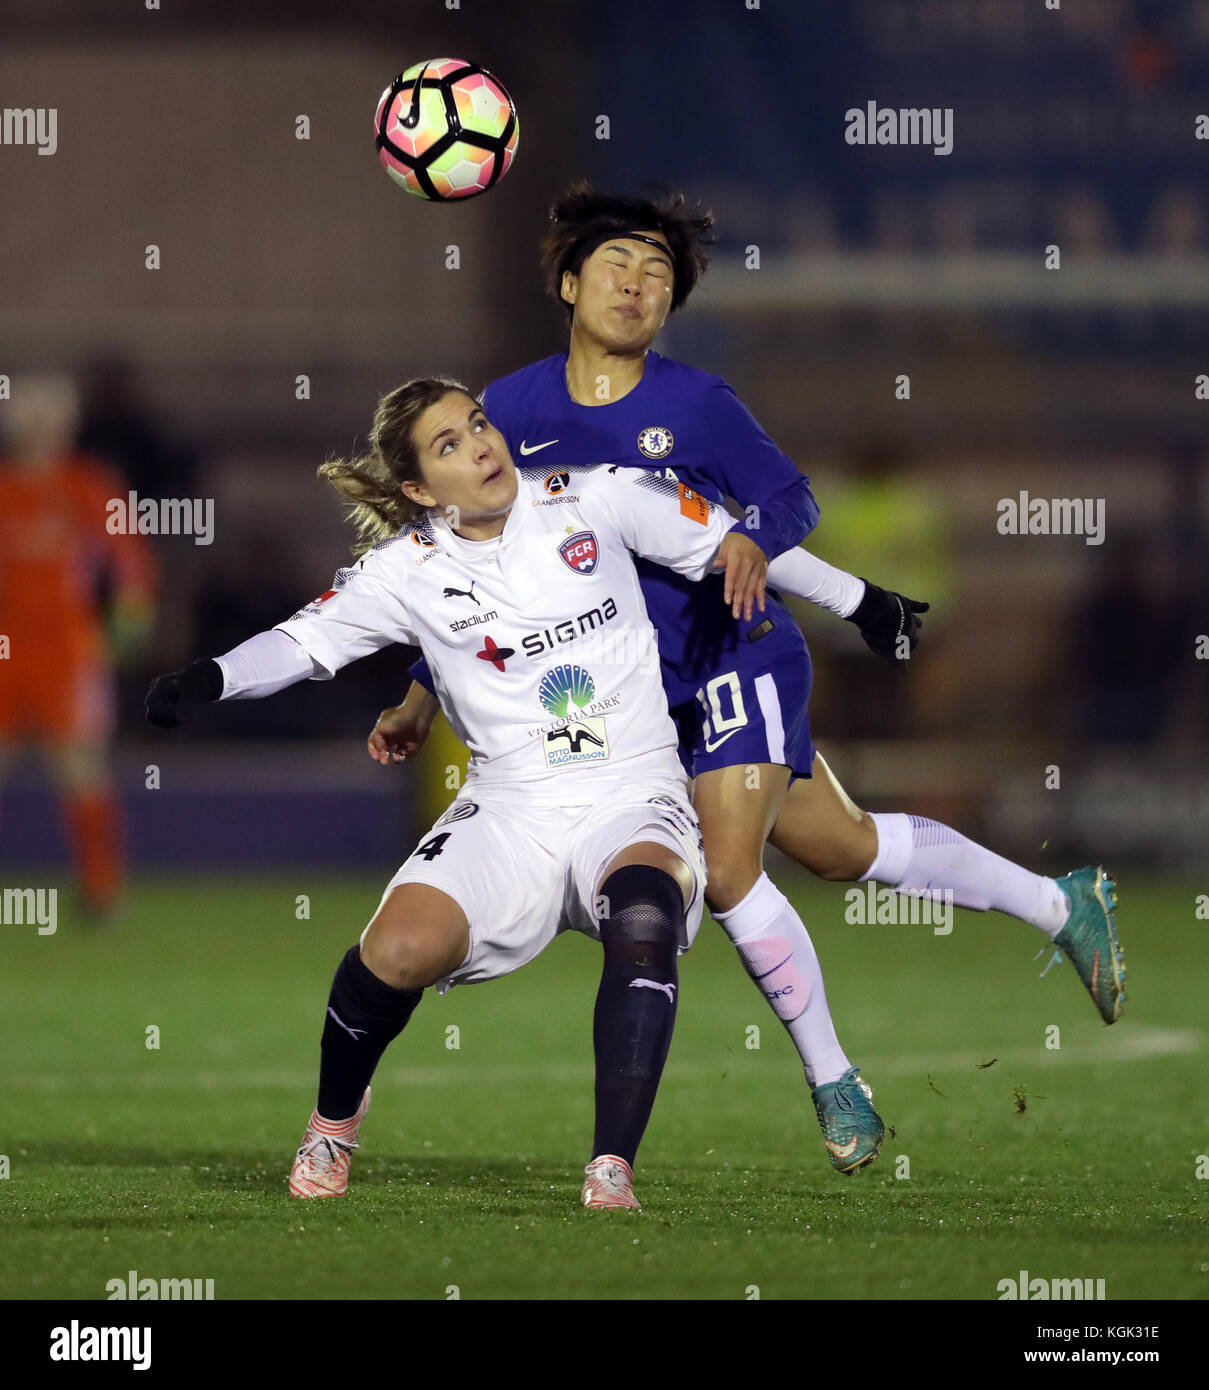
left=582, top=1154, right=642, bottom=1210
left=288, top=1087, right=372, bottom=1198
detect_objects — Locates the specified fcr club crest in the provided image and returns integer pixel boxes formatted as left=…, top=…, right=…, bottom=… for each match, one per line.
left=558, top=530, right=598, bottom=575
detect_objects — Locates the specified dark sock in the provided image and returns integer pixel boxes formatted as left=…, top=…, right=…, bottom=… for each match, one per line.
left=592, top=864, right=685, bottom=1167
left=316, top=945, right=422, bottom=1120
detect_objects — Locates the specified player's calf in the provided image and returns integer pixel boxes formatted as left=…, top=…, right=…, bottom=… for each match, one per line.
left=587, top=862, right=686, bottom=1208
left=288, top=944, right=423, bottom=1198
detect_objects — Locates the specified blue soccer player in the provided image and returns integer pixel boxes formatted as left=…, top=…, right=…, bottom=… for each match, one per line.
left=372, top=185, right=1125, bottom=1174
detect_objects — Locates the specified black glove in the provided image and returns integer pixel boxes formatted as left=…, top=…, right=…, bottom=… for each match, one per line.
left=845, top=580, right=929, bottom=666
left=145, top=658, right=224, bottom=728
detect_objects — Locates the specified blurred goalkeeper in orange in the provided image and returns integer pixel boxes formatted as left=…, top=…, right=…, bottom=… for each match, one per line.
left=0, top=374, right=157, bottom=916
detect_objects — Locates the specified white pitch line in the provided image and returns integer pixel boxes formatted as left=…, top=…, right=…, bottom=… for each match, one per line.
left=4, top=1029, right=1198, bottom=1093
left=860, top=1027, right=1201, bottom=1078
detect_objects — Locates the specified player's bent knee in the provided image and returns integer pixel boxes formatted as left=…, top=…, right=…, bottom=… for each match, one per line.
left=703, top=858, right=764, bottom=914
left=698, top=819, right=767, bottom=913
left=360, top=887, right=468, bottom=991
left=599, top=841, right=692, bottom=907
left=360, top=922, right=451, bottom=991
left=597, top=863, right=685, bottom=965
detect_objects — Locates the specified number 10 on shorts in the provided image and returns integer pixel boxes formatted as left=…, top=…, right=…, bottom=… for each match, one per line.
left=695, top=671, right=748, bottom=753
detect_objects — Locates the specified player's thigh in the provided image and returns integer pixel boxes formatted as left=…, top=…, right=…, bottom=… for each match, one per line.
left=768, top=751, right=877, bottom=881
left=360, top=881, right=470, bottom=991
left=598, top=839, right=694, bottom=909
left=674, top=650, right=811, bottom=908
left=569, top=781, right=708, bottom=950
left=375, top=795, right=564, bottom=990
left=692, top=759, right=792, bottom=908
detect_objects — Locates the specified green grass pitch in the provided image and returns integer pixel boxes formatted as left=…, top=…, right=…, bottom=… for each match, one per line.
left=1, top=870, right=1204, bottom=1300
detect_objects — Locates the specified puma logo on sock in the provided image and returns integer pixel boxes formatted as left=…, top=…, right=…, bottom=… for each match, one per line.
left=628, top=978, right=677, bottom=1003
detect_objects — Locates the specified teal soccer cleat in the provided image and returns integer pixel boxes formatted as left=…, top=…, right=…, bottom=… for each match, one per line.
left=810, top=1066, right=885, bottom=1174
left=1051, top=867, right=1126, bottom=1024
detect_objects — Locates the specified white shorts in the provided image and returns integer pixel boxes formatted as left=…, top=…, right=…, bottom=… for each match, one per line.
left=378, top=777, right=707, bottom=992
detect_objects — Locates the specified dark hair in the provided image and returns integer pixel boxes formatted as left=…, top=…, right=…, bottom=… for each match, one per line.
left=540, top=180, right=716, bottom=322
left=319, top=375, right=473, bottom=554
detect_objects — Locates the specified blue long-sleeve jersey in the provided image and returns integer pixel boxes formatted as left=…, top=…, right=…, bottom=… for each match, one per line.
left=410, top=350, right=819, bottom=707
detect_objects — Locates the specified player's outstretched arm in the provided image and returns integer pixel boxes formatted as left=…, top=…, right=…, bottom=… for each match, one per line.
left=591, top=469, right=731, bottom=583
left=145, top=629, right=320, bottom=727
left=765, top=547, right=930, bottom=665
left=368, top=681, right=441, bottom=765
left=766, top=546, right=865, bottom=615
left=594, top=468, right=930, bottom=664
left=145, top=657, right=225, bottom=728
left=845, top=580, right=930, bottom=666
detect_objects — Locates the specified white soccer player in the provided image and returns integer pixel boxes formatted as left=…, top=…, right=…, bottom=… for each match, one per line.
left=145, top=376, right=870, bottom=1209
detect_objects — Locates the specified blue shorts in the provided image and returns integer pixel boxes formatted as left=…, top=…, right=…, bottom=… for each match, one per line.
left=668, top=639, right=814, bottom=781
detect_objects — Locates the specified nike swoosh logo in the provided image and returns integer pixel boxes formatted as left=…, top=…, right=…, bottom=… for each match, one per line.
left=825, top=1136, right=861, bottom=1159
left=518, top=439, right=559, bottom=455
left=702, top=726, right=743, bottom=754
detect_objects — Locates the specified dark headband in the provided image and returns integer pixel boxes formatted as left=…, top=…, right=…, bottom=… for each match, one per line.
left=563, top=228, right=674, bottom=280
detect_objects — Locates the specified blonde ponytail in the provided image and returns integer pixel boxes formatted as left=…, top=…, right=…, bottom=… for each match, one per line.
left=319, top=375, right=472, bottom=556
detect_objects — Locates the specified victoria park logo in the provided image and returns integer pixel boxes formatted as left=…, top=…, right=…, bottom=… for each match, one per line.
left=538, top=664, right=595, bottom=718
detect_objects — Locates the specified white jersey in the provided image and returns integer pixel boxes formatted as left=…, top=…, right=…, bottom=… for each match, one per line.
left=274, top=464, right=730, bottom=806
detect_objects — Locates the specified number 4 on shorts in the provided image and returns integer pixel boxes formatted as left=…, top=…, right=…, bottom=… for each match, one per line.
left=414, top=832, right=451, bottom=862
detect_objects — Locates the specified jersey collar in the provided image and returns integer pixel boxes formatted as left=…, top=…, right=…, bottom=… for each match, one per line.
left=559, top=349, right=660, bottom=410
left=425, top=475, right=532, bottom=558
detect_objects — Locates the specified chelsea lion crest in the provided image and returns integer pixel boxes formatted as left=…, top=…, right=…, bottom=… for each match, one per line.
left=637, top=426, right=674, bottom=460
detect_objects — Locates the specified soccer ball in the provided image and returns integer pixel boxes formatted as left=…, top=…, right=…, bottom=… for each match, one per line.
left=374, top=58, right=519, bottom=201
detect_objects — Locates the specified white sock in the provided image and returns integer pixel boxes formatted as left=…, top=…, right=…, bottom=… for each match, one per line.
left=713, top=872, right=851, bottom=1087
left=866, top=813, right=1070, bottom=937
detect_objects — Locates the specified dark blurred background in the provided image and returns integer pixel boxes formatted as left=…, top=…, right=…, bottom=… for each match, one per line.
left=1, top=0, right=1205, bottom=882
